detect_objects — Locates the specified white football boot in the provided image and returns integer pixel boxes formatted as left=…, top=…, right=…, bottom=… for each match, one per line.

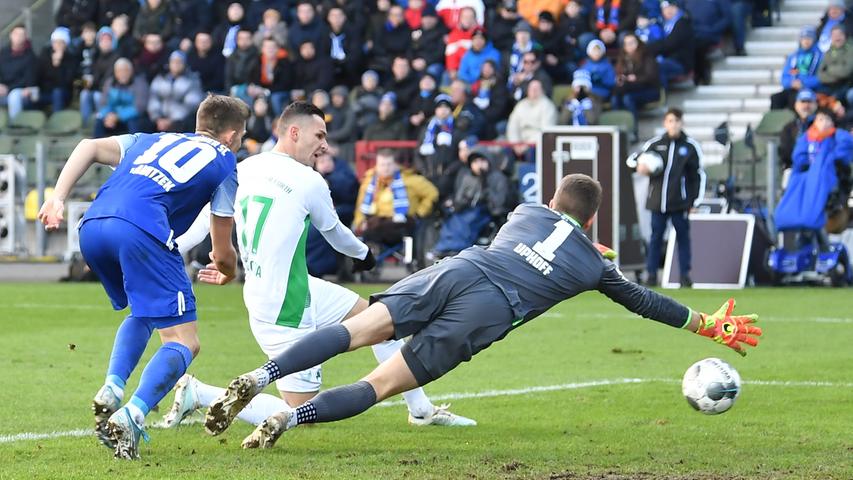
left=161, top=374, right=202, bottom=428
left=92, top=384, right=121, bottom=448
left=408, top=404, right=477, bottom=426
left=241, top=410, right=294, bottom=449
left=107, top=407, right=149, bottom=460
left=204, top=373, right=263, bottom=435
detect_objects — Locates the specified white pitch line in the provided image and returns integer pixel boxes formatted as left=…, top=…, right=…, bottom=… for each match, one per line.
left=3, top=378, right=852, bottom=445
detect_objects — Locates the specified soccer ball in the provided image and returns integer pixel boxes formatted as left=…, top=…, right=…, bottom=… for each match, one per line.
left=681, top=358, right=742, bottom=415
left=636, top=152, right=664, bottom=175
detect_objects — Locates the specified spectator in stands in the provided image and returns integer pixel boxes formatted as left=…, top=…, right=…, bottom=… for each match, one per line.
left=771, top=26, right=823, bottom=110
left=386, top=56, right=420, bottom=112
left=436, top=0, right=486, bottom=29
left=445, top=7, right=480, bottom=81
left=324, top=6, right=364, bottom=87
left=433, top=149, right=511, bottom=257
left=371, top=5, right=412, bottom=75
left=245, top=0, right=290, bottom=30
left=817, top=0, right=853, bottom=53
left=289, top=2, right=328, bottom=55
left=407, top=74, right=439, bottom=138
left=292, top=41, right=333, bottom=100
left=509, top=49, right=553, bottom=101
left=94, top=58, right=149, bottom=137
left=578, top=39, right=615, bottom=119
left=135, top=33, right=169, bottom=82
left=647, top=0, right=694, bottom=89
left=257, top=37, right=291, bottom=116
left=173, top=0, right=212, bottom=50
left=244, top=95, right=273, bottom=154
left=560, top=70, right=595, bottom=125
left=507, top=21, right=540, bottom=85
left=134, top=0, right=175, bottom=43
left=364, top=92, right=408, bottom=140
left=0, top=25, right=39, bottom=120
left=488, top=0, right=522, bottom=51
left=817, top=26, right=853, bottom=105
left=354, top=149, right=439, bottom=245
left=147, top=50, right=204, bottom=132
left=778, top=89, right=817, bottom=172
left=472, top=60, right=510, bottom=139
left=408, top=6, right=448, bottom=80
left=37, top=27, right=77, bottom=113
left=459, top=27, right=502, bottom=85
left=449, top=79, right=487, bottom=138
left=587, top=0, right=640, bottom=51
left=367, top=0, right=393, bottom=41
left=404, top=0, right=427, bottom=29
left=187, top=32, right=225, bottom=93
left=507, top=79, right=558, bottom=160
left=307, top=152, right=360, bottom=277
left=634, top=12, right=663, bottom=44
left=111, top=14, right=137, bottom=60
left=80, top=27, right=118, bottom=124
left=353, top=70, right=384, bottom=135
left=728, top=0, right=751, bottom=56
left=252, top=8, right=288, bottom=49
left=534, top=11, right=575, bottom=84
left=55, top=0, right=98, bottom=37
left=326, top=85, right=359, bottom=159
left=416, top=94, right=459, bottom=195
left=225, top=28, right=260, bottom=101
left=518, top=0, right=567, bottom=27
left=635, top=107, right=704, bottom=287
left=612, top=33, right=660, bottom=141
left=685, top=0, right=730, bottom=85
left=214, top=2, right=246, bottom=58
left=557, top=0, right=590, bottom=60
left=98, top=0, right=139, bottom=29
left=73, top=22, right=97, bottom=83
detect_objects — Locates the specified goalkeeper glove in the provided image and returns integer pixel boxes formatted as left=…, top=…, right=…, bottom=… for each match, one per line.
left=593, top=242, right=617, bottom=261
left=695, top=299, right=762, bottom=356
left=352, top=249, right=377, bottom=273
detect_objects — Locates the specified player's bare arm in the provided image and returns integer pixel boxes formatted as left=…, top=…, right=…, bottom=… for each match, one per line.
left=205, top=214, right=238, bottom=284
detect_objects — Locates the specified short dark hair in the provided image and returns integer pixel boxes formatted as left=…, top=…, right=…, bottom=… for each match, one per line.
left=665, top=107, right=683, bottom=120
left=815, top=107, right=837, bottom=123
left=375, top=148, right=397, bottom=162
left=279, top=101, right=325, bottom=128
left=553, top=174, right=602, bottom=226
left=196, top=94, right=250, bottom=135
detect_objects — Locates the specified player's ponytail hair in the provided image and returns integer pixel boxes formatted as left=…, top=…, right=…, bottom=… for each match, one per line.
left=554, top=174, right=602, bottom=226
left=196, top=94, right=251, bottom=136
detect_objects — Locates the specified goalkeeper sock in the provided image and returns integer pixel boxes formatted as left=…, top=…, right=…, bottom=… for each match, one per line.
left=195, top=380, right=290, bottom=426
left=371, top=339, right=433, bottom=418
left=105, top=315, right=153, bottom=392
left=131, top=342, right=193, bottom=419
left=265, top=324, right=351, bottom=384
left=288, top=381, right=377, bottom=428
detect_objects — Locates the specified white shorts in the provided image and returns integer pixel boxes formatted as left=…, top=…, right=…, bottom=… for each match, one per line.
left=249, top=276, right=360, bottom=393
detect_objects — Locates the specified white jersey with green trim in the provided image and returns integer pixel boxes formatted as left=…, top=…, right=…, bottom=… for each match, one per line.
left=236, top=151, right=362, bottom=328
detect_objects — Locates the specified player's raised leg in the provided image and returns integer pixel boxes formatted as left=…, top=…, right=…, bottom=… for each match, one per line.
left=204, top=302, right=395, bottom=435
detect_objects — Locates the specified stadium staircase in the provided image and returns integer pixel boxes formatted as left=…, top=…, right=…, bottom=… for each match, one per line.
left=636, top=0, right=827, bottom=171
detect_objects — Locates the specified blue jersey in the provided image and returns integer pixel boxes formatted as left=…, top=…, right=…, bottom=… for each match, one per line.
left=83, top=133, right=237, bottom=248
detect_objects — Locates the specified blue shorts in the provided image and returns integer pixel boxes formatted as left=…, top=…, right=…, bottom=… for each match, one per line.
left=79, top=217, right=197, bottom=327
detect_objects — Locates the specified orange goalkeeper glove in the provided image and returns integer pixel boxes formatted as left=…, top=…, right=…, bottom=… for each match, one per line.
left=696, top=299, right=762, bottom=356
left=594, top=242, right=617, bottom=261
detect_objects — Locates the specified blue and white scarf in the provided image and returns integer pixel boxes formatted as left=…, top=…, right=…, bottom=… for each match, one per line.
left=360, top=170, right=409, bottom=221
left=330, top=32, right=346, bottom=60
left=419, top=115, right=454, bottom=155
left=663, top=10, right=683, bottom=36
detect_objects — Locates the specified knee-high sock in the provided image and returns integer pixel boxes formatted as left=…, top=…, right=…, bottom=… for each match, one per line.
left=291, top=381, right=377, bottom=426
left=259, top=324, right=351, bottom=386
left=128, top=342, right=193, bottom=421
left=105, top=315, right=154, bottom=393
left=195, top=380, right=291, bottom=426
left=371, top=339, right=433, bottom=418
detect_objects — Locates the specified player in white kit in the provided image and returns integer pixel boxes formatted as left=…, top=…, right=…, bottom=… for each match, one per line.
left=163, top=102, right=475, bottom=428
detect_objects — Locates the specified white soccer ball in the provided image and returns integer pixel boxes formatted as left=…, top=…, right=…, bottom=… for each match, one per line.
left=681, top=357, right=742, bottom=415
left=637, top=151, right=664, bottom=175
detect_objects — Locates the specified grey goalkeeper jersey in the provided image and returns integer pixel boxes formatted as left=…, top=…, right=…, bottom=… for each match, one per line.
left=456, top=204, right=690, bottom=327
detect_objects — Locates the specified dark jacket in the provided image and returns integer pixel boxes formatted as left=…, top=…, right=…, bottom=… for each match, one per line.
left=386, top=72, right=419, bottom=112
left=452, top=165, right=512, bottom=218
left=98, top=0, right=139, bottom=27
left=646, top=14, right=695, bottom=71
left=225, top=46, right=260, bottom=90
left=321, top=24, right=364, bottom=83
left=471, top=77, right=510, bottom=140
left=133, top=0, right=175, bottom=40
left=684, top=0, right=731, bottom=43
left=293, top=55, right=334, bottom=93
left=778, top=115, right=814, bottom=170
left=187, top=48, right=226, bottom=93
left=288, top=17, right=328, bottom=54
left=638, top=131, right=705, bottom=213
left=615, top=49, right=660, bottom=93
left=557, top=12, right=590, bottom=48
left=91, top=50, right=119, bottom=91
left=408, top=23, right=447, bottom=66
left=37, top=46, right=78, bottom=93
left=372, top=22, right=412, bottom=70
left=172, top=0, right=212, bottom=41
left=55, top=0, right=98, bottom=36
left=326, top=103, right=358, bottom=144
left=0, top=43, right=39, bottom=90
left=363, top=113, right=408, bottom=141
left=486, top=14, right=517, bottom=52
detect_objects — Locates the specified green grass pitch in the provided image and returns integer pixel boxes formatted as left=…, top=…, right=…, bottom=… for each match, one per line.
left=1, top=283, right=851, bottom=479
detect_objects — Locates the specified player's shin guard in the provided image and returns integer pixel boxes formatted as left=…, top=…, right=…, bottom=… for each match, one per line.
left=130, top=342, right=194, bottom=420
left=266, top=324, right=351, bottom=385
left=106, top=316, right=154, bottom=392
left=293, top=381, right=377, bottom=426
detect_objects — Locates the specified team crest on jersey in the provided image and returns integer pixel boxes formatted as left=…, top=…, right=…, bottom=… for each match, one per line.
left=678, top=146, right=688, bottom=156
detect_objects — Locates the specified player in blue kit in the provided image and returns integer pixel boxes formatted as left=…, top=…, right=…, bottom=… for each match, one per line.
left=38, top=94, right=250, bottom=459
left=204, top=173, right=763, bottom=448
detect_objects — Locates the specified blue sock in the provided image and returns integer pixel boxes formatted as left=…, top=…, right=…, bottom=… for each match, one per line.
left=105, top=316, right=153, bottom=390
left=130, top=342, right=194, bottom=417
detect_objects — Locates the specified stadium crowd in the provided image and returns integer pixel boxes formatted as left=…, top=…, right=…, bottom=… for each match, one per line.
left=2, top=0, right=852, bottom=277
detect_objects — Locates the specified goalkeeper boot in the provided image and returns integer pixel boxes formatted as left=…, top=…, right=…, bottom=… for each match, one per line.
left=161, top=374, right=201, bottom=428
left=241, top=410, right=294, bottom=449
left=107, top=407, right=149, bottom=460
left=408, top=404, right=477, bottom=426
left=92, top=384, right=121, bottom=448
left=205, top=373, right=263, bottom=436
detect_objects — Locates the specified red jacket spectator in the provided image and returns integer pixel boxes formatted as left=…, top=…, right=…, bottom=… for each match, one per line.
left=436, top=0, right=485, bottom=29
left=445, top=7, right=479, bottom=72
